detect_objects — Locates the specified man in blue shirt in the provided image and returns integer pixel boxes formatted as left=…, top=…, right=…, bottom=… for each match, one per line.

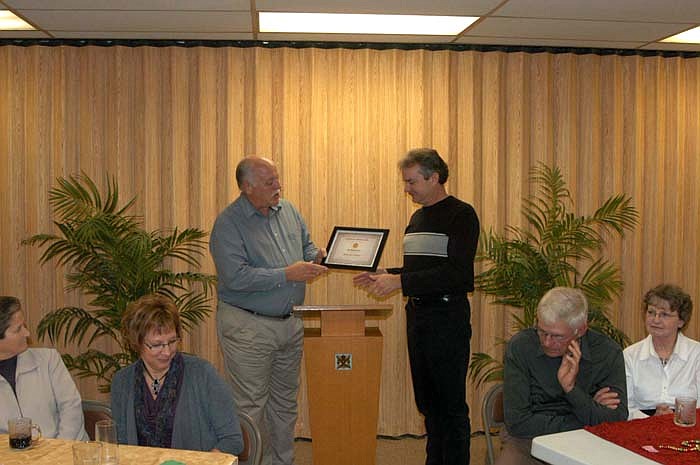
left=210, top=156, right=327, bottom=465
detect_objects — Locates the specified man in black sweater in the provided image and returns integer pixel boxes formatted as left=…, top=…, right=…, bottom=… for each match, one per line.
left=354, top=148, right=480, bottom=465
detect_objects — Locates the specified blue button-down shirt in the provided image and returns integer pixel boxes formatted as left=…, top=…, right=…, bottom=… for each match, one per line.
left=210, top=195, right=319, bottom=316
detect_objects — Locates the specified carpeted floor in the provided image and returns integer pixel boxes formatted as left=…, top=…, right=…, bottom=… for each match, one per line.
left=294, top=433, right=500, bottom=465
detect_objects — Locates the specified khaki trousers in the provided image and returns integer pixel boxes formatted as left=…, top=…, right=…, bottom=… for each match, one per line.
left=217, top=301, right=304, bottom=465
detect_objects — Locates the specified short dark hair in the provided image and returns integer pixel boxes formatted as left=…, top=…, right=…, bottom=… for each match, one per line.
left=643, top=284, right=693, bottom=330
left=121, top=294, right=182, bottom=353
left=0, top=296, right=21, bottom=340
left=398, top=148, right=449, bottom=184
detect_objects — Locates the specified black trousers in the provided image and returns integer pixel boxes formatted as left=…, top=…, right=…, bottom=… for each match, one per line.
left=406, top=298, right=472, bottom=465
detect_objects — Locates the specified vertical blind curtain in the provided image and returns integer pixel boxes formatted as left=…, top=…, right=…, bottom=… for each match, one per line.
left=0, top=45, right=698, bottom=435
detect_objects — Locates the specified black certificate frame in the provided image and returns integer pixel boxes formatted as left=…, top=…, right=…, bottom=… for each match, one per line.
left=321, top=226, right=390, bottom=271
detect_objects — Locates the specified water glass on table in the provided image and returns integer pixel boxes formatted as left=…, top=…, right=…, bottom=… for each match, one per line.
left=72, top=441, right=102, bottom=465
left=95, top=419, right=119, bottom=464
left=674, top=396, right=697, bottom=427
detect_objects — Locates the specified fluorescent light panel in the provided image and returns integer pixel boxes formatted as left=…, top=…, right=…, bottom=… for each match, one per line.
left=0, top=10, right=34, bottom=30
left=662, top=26, right=700, bottom=44
left=259, top=12, right=478, bottom=36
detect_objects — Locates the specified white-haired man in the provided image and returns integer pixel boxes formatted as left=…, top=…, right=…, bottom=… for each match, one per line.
left=496, top=287, right=628, bottom=465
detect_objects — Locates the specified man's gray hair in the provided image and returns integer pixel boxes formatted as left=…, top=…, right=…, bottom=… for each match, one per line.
left=235, top=156, right=274, bottom=189
left=537, top=287, right=588, bottom=329
left=235, top=157, right=256, bottom=189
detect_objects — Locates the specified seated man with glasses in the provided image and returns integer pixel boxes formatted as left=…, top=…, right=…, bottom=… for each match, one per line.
left=496, top=287, right=628, bottom=465
left=111, top=294, right=243, bottom=455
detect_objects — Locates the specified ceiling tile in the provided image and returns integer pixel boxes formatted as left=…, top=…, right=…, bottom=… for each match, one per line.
left=5, top=0, right=250, bottom=10
left=640, top=42, right=700, bottom=51
left=51, top=31, right=255, bottom=40
left=255, top=0, right=501, bottom=15
left=455, top=35, right=648, bottom=50
left=0, top=29, right=49, bottom=38
left=494, top=0, right=700, bottom=23
left=467, top=17, right=694, bottom=42
left=17, top=10, right=252, bottom=32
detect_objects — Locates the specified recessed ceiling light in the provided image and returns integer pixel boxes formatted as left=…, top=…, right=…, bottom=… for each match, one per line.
left=662, top=26, right=700, bottom=44
left=0, top=10, right=33, bottom=30
left=259, top=12, right=478, bottom=36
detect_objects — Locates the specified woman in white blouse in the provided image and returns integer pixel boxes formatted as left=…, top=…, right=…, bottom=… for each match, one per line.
left=624, top=284, right=700, bottom=419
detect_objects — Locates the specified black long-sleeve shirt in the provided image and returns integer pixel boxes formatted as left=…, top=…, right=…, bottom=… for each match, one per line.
left=388, top=195, right=479, bottom=296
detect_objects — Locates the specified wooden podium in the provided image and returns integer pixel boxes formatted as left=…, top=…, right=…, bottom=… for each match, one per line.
left=294, top=304, right=392, bottom=465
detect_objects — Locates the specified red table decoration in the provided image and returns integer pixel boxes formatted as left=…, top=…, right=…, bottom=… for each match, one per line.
left=585, top=410, right=700, bottom=465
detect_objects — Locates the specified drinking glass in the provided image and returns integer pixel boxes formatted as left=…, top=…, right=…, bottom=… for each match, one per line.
left=72, top=441, right=102, bottom=465
left=95, top=419, right=119, bottom=464
left=8, top=417, right=42, bottom=449
left=674, top=396, right=697, bottom=427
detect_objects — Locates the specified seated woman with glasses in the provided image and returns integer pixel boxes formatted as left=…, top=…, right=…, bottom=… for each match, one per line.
left=111, top=294, right=243, bottom=454
left=624, top=284, right=700, bottom=419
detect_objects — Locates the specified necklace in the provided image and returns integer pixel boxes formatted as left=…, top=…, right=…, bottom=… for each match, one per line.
left=658, top=439, right=700, bottom=452
left=143, top=366, right=169, bottom=396
left=660, top=357, right=669, bottom=367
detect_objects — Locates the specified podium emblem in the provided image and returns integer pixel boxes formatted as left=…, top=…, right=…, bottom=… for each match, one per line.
left=335, top=353, right=352, bottom=370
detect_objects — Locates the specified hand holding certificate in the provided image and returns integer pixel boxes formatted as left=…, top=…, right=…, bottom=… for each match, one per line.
left=321, top=227, right=389, bottom=271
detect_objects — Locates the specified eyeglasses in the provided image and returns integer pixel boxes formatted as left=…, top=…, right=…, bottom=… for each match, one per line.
left=143, top=337, right=180, bottom=353
left=535, top=327, right=577, bottom=343
left=645, top=308, right=678, bottom=320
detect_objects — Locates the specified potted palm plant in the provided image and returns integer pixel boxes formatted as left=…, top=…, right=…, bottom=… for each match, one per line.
left=469, top=163, right=639, bottom=387
left=24, top=173, right=216, bottom=391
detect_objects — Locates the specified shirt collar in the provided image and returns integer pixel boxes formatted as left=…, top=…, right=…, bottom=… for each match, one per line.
left=239, top=194, right=282, bottom=218
left=640, top=332, right=690, bottom=362
left=16, top=350, right=39, bottom=375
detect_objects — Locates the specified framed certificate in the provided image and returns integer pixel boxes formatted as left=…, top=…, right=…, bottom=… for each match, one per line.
left=321, top=226, right=389, bottom=271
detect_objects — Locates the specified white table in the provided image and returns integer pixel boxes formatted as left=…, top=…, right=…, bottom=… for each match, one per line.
left=531, top=429, right=662, bottom=465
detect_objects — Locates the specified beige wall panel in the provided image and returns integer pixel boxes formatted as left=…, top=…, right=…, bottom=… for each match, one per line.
left=618, top=56, right=646, bottom=341
left=1, top=45, right=700, bottom=436
left=599, top=55, right=626, bottom=329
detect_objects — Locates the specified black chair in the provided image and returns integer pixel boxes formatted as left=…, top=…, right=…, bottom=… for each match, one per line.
left=82, top=399, right=113, bottom=440
left=481, top=383, right=505, bottom=465
left=237, top=411, right=262, bottom=465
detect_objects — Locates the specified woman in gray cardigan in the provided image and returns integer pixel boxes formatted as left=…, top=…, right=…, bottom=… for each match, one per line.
left=111, top=294, right=243, bottom=455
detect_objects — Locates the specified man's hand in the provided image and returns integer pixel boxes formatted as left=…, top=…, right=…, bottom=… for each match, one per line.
left=353, top=269, right=400, bottom=296
left=557, top=338, right=582, bottom=393
left=285, top=261, right=328, bottom=282
left=654, top=403, right=674, bottom=416
left=593, top=387, right=620, bottom=410
left=313, top=248, right=327, bottom=264
left=352, top=269, right=387, bottom=287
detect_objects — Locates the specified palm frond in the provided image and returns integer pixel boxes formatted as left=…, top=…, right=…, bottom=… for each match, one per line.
left=36, top=307, right=118, bottom=347
left=62, top=350, right=134, bottom=393
left=25, top=172, right=216, bottom=388
left=468, top=352, right=505, bottom=389
left=473, top=162, right=638, bottom=383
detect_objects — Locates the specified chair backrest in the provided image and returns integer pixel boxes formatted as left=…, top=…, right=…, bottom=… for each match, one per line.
left=482, top=383, right=505, bottom=465
left=82, top=399, right=113, bottom=441
left=237, top=411, right=262, bottom=465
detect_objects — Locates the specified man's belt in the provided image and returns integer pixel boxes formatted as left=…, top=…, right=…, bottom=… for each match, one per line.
left=409, top=294, right=467, bottom=306
left=235, top=305, right=292, bottom=320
